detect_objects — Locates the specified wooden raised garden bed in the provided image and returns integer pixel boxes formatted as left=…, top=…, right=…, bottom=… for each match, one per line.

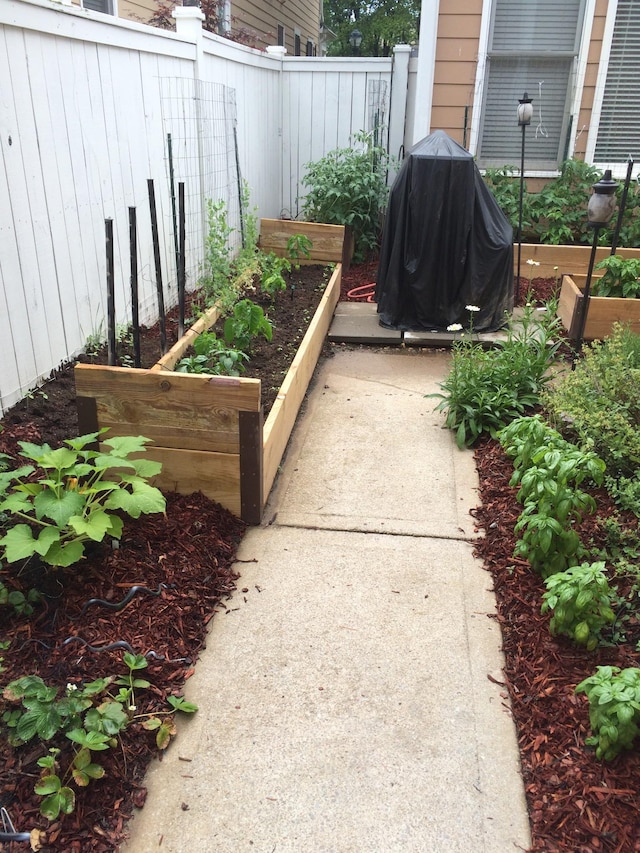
left=514, top=243, right=640, bottom=279
left=74, top=220, right=345, bottom=524
left=558, top=273, right=640, bottom=341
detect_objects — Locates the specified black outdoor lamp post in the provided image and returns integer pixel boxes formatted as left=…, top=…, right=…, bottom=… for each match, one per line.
left=573, top=169, right=618, bottom=365
left=515, top=92, right=533, bottom=304
left=349, top=29, right=362, bottom=55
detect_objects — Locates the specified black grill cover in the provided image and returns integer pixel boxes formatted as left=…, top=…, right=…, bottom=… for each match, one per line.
left=375, top=131, right=513, bottom=332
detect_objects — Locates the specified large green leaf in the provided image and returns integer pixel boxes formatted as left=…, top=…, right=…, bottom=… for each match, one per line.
left=0, top=492, right=33, bottom=513
left=0, top=524, right=60, bottom=562
left=103, top=435, right=152, bottom=456
left=34, top=488, right=85, bottom=526
left=42, top=538, right=85, bottom=567
left=68, top=509, right=114, bottom=542
left=17, top=702, right=62, bottom=741
left=104, top=482, right=165, bottom=518
left=38, top=447, right=78, bottom=471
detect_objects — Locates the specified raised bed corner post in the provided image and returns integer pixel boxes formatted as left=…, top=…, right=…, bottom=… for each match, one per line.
left=147, top=179, right=167, bottom=355
left=105, top=218, right=116, bottom=367
left=573, top=170, right=618, bottom=367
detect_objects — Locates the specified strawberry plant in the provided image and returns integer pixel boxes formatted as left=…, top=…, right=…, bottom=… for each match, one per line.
left=0, top=432, right=165, bottom=568
left=2, top=654, right=198, bottom=819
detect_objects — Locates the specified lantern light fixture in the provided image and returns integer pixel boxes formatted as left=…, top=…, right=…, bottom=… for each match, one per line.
left=517, top=92, right=533, bottom=126
left=587, top=169, right=618, bottom=226
left=349, top=29, right=362, bottom=53
left=574, top=169, right=618, bottom=363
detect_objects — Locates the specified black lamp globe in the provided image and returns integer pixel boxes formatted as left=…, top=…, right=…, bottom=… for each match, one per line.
left=349, top=29, right=362, bottom=52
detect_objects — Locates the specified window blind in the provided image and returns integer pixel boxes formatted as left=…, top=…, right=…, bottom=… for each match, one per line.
left=594, top=0, right=640, bottom=163
left=478, top=0, right=584, bottom=170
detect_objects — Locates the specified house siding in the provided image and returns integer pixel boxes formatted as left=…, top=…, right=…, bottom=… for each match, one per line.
left=574, top=0, right=607, bottom=160
left=111, top=0, right=319, bottom=54
left=431, top=0, right=483, bottom=147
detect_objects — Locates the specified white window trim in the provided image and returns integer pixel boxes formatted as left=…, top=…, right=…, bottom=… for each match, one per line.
left=567, top=0, right=596, bottom=159
left=468, top=0, right=493, bottom=158
left=471, top=0, right=593, bottom=175
left=584, top=0, right=639, bottom=177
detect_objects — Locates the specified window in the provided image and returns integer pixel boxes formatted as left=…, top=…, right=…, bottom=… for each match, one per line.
left=277, top=25, right=285, bottom=47
left=294, top=32, right=301, bottom=56
left=306, top=40, right=314, bottom=57
left=82, top=0, right=115, bottom=12
left=593, top=1, right=640, bottom=164
left=477, top=0, right=585, bottom=171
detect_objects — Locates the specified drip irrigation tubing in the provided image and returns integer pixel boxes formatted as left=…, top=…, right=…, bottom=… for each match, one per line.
left=346, top=283, right=376, bottom=302
left=77, top=583, right=172, bottom=618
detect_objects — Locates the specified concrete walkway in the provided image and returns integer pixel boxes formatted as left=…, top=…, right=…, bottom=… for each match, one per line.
left=123, top=347, right=531, bottom=853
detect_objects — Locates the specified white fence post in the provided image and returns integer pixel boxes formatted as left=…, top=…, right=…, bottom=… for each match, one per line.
left=388, top=44, right=411, bottom=182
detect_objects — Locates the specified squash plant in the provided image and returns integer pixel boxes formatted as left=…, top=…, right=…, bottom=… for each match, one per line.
left=0, top=432, right=165, bottom=568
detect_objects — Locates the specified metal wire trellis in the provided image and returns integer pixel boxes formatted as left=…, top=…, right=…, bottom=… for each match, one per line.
left=160, top=78, right=241, bottom=297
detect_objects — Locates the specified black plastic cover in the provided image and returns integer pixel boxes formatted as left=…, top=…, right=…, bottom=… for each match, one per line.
left=375, top=131, right=513, bottom=332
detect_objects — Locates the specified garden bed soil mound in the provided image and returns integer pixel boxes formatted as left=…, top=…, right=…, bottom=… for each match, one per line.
left=1, top=260, right=636, bottom=851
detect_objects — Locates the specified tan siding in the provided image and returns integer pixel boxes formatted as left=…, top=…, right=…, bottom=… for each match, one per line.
left=574, top=0, right=608, bottom=160
left=432, top=1, right=482, bottom=147
left=119, top=0, right=156, bottom=23
left=113, top=0, right=320, bottom=54
left=437, top=11, right=483, bottom=40
left=228, top=0, right=320, bottom=53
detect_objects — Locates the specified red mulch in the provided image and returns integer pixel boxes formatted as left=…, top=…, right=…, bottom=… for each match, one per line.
left=473, top=436, right=640, bottom=852
left=0, top=493, right=245, bottom=853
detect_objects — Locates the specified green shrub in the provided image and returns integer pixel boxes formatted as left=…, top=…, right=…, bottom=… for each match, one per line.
left=543, top=323, right=640, bottom=480
left=430, top=300, right=563, bottom=448
left=530, top=159, right=602, bottom=245
left=499, top=415, right=605, bottom=577
left=302, top=130, right=391, bottom=262
left=483, top=159, right=640, bottom=248
left=0, top=433, right=165, bottom=568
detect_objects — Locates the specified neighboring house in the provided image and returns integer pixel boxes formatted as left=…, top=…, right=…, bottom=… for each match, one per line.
left=425, top=0, right=638, bottom=179
left=78, top=0, right=322, bottom=55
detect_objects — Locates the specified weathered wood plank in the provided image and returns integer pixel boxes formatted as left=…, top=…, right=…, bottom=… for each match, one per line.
left=262, top=263, right=341, bottom=499
left=558, top=274, right=640, bottom=341
left=75, top=364, right=261, bottom=413
left=153, top=304, right=222, bottom=372
left=259, top=219, right=346, bottom=264
left=515, top=244, right=640, bottom=280
left=148, top=446, right=241, bottom=517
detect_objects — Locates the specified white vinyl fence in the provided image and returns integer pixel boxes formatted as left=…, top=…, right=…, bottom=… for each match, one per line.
left=0, top=0, right=413, bottom=414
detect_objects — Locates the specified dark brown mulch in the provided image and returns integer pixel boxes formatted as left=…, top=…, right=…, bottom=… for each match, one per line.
left=472, top=436, right=640, bottom=853
left=0, top=494, right=245, bottom=853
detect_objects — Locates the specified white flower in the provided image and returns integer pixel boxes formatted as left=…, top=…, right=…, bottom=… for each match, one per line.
left=447, top=323, right=463, bottom=332
left=66, top=683, right=78, bottom=692
left=526, top=259, right=540, bottom=267
left=465, top=305, right=480, bottom=313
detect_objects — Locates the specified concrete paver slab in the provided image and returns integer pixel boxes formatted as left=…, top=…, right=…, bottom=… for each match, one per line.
left=123, top=346, right=530, bottom=853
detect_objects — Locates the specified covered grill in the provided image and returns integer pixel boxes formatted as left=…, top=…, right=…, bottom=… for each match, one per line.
left=375, top=130, right=513, bottom=332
